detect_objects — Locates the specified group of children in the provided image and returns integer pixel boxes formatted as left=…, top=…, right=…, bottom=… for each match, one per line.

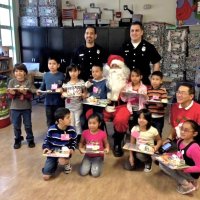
left=7, top=57, right=200, bottom=195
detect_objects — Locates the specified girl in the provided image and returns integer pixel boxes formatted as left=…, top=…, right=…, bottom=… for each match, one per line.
left=79, top=113, right=110, bottom=177
left=121, top=68, right=147, bottom=132
left=159, top=120, right=200, bottom=195
left=124, top=109, right=162, bottom=172
left=62, top=64, right=86, bottom=139
left=121, top=68, right=147, bottom=114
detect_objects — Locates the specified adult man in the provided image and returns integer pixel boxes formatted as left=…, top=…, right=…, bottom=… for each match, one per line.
left=71, top=26, right=106, bottom=81
left=166, top=82, right=200, bottom=143
left=121, top=21, right=161, bottom=85
left=103, top=55, right=130, bottom=157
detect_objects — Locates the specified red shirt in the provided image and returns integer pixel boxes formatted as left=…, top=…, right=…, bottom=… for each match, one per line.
left=171, top=101, right=200, bottom=128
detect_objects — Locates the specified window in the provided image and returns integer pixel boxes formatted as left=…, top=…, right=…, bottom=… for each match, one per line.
left=0, top=0, right=16, bottom=62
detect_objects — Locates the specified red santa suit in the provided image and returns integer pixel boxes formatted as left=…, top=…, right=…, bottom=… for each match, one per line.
left=103, top=55, right=130, bottom=157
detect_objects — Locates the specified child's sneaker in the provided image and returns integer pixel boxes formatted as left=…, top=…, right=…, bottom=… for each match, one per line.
left=13, top=136, right=24, bottom=149
left=144, top=163, right=152, bottom=173
left=28, top=140, right=35, bottom=148
left=177, top=183, right=196, bottom=195
left=64, top=163, right=72, bottom=174
left=191, top=180, right=199, bottom=191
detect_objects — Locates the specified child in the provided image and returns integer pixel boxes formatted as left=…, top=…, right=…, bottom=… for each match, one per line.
left=62, top=64, right=86, bottom=139
left=85, top=64, right=108, bottom=100
left=159, top=120, right=200, bottom=195
left=37, top=57, right=65, bottom=127
left=120, top=68, right=147, bottom=130
left=79, top=113, right=109, bottom=177
left=7, top=63, right=36, bottom=149
left=84, top=64, right=109, bottom=130
left=124, top=109, right=162, bottom=172
left=42, top=107, right=77, bottom=181
left=146, top=71, right=168, bottom=137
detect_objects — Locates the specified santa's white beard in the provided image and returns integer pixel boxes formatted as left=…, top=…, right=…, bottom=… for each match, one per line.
left=107, top=68, right=127, bottom=101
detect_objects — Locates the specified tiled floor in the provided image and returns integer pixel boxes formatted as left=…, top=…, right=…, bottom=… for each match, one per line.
left=0, top=103, right=199, bottom=200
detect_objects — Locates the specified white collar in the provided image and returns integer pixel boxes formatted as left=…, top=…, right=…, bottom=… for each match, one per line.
left=178, top=100, right=194, bottom=110
left=131, top=41, right=140, bottom=48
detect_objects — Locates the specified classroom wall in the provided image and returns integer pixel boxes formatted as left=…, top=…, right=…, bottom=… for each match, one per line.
left=62, top=0, right=177, bottom=24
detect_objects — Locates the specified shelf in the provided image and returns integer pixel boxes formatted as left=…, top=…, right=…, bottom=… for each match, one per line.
left=0, top=57, right=13, bottom=77
left=0, top=69, right=12, bottom=74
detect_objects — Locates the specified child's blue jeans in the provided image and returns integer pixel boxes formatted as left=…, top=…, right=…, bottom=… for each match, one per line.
left=11, top=109, right=34, bottom=141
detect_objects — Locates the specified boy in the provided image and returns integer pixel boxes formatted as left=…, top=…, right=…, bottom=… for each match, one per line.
left=37, top=57, right=65, bottom=127
left=42, top=107, right=77, bottom=181
left=146, top=71, right=168, bottom=137
left=84, top=64, right=109, bottom=128
left=7, top=63, right=36, bottom=149
left=85, top=64, right=108, bottom=99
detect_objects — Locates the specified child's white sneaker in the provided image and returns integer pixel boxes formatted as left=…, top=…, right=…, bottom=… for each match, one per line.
left=64, top=163, right=72, bottom=174
left=144, top=163, right=152, bottom=173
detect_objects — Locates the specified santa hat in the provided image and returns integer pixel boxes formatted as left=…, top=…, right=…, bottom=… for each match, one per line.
left=107, top=55, right=125, bottom=68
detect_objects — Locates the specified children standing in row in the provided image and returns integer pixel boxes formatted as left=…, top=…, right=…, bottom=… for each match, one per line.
left=7, top=63, right=36, bottom=149
left=159, top=120, right=200, bottom=195
left=37, top=57, right=65, bottom=127
left=42, top=108, right=77, bottom=180
left=62, top=64, right=86, bottom=138
left=124, top=109, right=162, bottom=172
left=79, top=113, right=109, bottom=177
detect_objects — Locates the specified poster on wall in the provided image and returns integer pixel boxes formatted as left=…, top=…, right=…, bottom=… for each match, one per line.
left=176, top=0, right=200, bottom=26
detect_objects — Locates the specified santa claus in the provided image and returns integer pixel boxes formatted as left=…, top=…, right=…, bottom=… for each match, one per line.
left=103, top=55, right=130, bottom=157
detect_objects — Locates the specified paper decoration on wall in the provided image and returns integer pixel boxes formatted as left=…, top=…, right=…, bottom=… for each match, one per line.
left=176, top=0, right=200, bottom=26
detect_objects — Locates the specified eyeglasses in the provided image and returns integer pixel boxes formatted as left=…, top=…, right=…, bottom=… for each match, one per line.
left=176, top=91, right=189, bottom=96
left=180, top=128, right=194, bottom=133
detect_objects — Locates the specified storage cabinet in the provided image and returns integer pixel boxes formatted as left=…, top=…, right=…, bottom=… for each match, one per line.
left=0, top=57, right=13, bottom=77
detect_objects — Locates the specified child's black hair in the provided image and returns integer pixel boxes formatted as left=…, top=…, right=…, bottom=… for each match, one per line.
left=136, top=109, right=152, bottom=130
left=13, top=63, right=28, bottom=74
left=54, top=107, right=70, bottom=123
left=92, top=63, right=103, bottom=71
left=151, top=71, right=163, bottom=79
left=48, top=56, right=60, bottom=64
left=130, top=68, right=142, bottom=76
left=88, top=113, right=102, bottom=127
left=184, top=120, right=200, bottom=144
left=65, top=63, right=81, bottom=82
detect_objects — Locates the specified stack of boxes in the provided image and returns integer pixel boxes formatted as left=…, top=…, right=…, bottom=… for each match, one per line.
left=143, top=22, right=166, bottom=66
left=19, top=0, right=61, bottom=27
left=19, top=0, right=38, bottom=26
left=187, top=32, right=200, bottom=80
left=162, top=27, right=188, bottom=80
left=38, top=0, right=61, bottom=27
left=187, top=32, right=200, bottom=100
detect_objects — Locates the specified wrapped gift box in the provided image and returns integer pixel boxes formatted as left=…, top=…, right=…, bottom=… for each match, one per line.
left=39, top=16, right=59, bottom=27
left=38, top=6, right=58, bottom=17
left=19, top=0, right=38, bottom=6
left=20, top=16, right=38, bottom=27
left=20, top=6, right=38, bottom=16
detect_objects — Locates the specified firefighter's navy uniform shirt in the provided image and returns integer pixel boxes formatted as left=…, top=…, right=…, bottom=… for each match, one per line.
left=71, top=44, right=106, bottom=81
left=122, top=39, right=161, bottom=85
